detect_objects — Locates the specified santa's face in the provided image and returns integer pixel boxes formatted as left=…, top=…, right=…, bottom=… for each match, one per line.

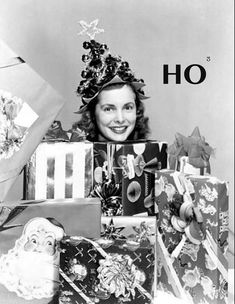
left=0, top=217, right=64, bottom=300
left=24, top=230, right=57, bottom=256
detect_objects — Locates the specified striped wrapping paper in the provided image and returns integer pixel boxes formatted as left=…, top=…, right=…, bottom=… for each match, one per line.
left=24, top=141, right=93, bottom=199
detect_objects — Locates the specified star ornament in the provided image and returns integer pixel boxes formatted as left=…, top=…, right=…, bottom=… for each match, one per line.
left=78, top=19, right=104, bottom=40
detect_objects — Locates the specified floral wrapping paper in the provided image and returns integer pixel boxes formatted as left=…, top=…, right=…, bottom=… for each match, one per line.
left=59, top=216, right=156, bottom=304
left=0, top=198, right=101, bottom=303
left=93, top=140, right=167, bottom=215
left=154, top=170, right=228, bottom=304
left=0, top=40, right=65, bottom=201
left=187, top=175, right=229, bottom=255
left=24, top=141, right=93, bottom=200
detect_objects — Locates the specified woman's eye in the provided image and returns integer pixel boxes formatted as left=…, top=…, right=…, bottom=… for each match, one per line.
left=103, top=107, right=113, bottom=112
left=125, top=105, right=134, bottom=111
left=31, top=238, right=37, bottom=244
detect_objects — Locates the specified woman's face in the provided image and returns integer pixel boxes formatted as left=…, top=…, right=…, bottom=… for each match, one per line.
left=95, top=84, right=137, bottom=141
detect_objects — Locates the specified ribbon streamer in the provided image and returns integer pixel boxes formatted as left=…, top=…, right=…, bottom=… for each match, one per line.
left=204, top=230, right=228, bottom=280
left=59, top=268, right=95, bottom=304
left=157, top=234, right=194, bottom=303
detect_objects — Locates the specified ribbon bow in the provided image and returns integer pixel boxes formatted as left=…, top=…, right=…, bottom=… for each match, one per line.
left=168, top=127, right=214, bottom=174
left=60, top=235, right=153, bottom=303
left=42, top=120, right=70, bottom=142
left=169, top=193, right=227, bottom=280
left=117, top=154, right=159, bottom=179
left=69, top=126, right=88, bottom=142
left=89, top=176, right=122, bottom=216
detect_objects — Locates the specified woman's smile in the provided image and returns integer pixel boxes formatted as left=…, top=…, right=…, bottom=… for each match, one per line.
left=109, top=126, right=128, bottom=134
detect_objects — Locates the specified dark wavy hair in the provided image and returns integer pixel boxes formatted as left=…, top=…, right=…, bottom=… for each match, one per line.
left=72, top=83, right=150, bottom=141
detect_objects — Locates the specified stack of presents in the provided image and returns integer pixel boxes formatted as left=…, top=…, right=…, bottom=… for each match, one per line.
left=0, top=41, right=229, bottom=304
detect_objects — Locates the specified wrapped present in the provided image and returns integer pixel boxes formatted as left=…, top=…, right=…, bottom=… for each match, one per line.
left=0, top=198, right=101, bottom=303
left=59, top=216, right=156, bottom=303
left=0, top=39, right=65, bottom=201
left=154, top=170, right=229, bottom=303
left=187, top=175, right=229, bottom=251
left=168, top=127, right=214, bottom=175
left=24, top=141, right=93, bottom=199
left=93, top=140, right=167, bottom=215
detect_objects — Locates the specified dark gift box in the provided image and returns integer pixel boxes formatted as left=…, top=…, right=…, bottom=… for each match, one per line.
left=59, top=216, right=156, bottom=304
left=0, top=198, right=101, bottom=303
left=93, top=140, right=167, bottom=215
left=24, top=141, right=93, bottom=200
left=154, top=170, right=228, bottom=303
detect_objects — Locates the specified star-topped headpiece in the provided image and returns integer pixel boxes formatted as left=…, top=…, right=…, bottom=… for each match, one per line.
left=76, top=19, right=149, bottom=114
left=78, top=19, right=104, bottom=40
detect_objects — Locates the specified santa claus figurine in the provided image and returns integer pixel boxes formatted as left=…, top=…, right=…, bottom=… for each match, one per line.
left=0, top=217, right=64, bottom=300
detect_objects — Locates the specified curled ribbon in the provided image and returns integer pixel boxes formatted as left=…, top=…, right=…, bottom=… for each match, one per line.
left=168, top=127, right=214, bottom=174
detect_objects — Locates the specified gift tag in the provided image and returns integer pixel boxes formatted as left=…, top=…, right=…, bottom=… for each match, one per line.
left=14, top=102, right=38, bottom=128
left=179, top=156, right=201, bottom=175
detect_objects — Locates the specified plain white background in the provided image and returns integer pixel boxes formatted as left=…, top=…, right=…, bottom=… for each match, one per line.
left=0, top=0, right=234, bottom=266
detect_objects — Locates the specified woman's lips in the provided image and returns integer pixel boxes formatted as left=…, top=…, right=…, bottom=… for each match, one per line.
left=109, top=126, right=128, bottom=134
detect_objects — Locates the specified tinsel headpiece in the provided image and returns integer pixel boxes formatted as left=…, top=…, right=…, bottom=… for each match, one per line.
left=76, top=19, right=149, bottom=114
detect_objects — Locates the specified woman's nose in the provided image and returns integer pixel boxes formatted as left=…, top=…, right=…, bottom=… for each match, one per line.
left=114, top=110, right=125, bottom=123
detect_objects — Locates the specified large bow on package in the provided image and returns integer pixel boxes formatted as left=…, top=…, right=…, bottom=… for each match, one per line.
left=59, top=216, right=156, bottom=304
left=155, top=171, right=228, bottom=303
left=168, top=127, right=214, bottom=174
left=43, top=120, right=89, bottom=143
left=0, top=40, right=65, bottom=201
left=42, top=120, right=70, bottom=142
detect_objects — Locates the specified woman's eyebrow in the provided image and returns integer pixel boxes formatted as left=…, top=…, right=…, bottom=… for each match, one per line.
left=124, top=101, right=135, bottom=105
left=100, top=103, right=116, bottom=108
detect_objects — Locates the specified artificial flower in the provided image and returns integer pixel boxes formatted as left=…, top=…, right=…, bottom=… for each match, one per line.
left=0, top=90, right=27, bottom=160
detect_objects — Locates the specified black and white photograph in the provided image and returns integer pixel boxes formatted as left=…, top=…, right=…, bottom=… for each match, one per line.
left=0, top=1, right=234, bottom=303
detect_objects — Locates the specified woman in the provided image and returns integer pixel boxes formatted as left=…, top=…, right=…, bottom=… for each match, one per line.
left=71, top=39, right=150, bottom=142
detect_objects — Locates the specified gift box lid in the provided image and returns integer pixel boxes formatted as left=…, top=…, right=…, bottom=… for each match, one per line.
left=0, top=198, right=101, bottom=240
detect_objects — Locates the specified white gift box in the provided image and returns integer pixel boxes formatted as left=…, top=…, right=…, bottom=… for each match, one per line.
left=24, top=141, right=93, bottom=199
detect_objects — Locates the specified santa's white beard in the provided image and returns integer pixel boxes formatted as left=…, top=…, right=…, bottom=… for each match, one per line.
left=0, top=248, right=60, bottom=300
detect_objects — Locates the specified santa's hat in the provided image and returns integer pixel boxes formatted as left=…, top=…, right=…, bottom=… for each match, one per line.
left=23, top=217, right=65, bottom=241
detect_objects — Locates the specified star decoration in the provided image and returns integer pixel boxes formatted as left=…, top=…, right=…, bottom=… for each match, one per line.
left=78, top=19, right=104, bottom=40
left=101, top=219, right=126, bottom=240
